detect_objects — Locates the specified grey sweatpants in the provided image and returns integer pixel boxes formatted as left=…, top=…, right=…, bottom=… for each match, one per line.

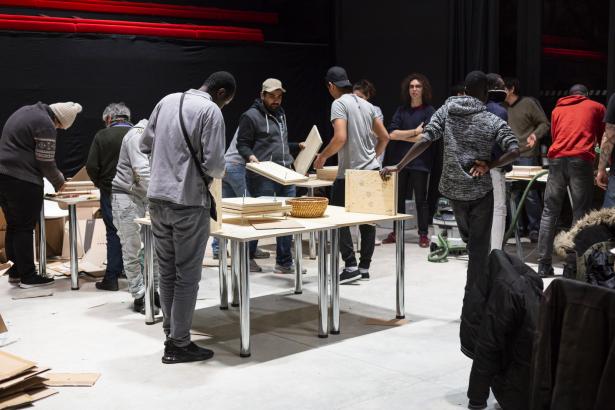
left=149, top=200, right=210, bottom=347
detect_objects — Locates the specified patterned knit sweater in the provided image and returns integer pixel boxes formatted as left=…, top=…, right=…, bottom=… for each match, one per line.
left=423, top=96, right=519, bottom=201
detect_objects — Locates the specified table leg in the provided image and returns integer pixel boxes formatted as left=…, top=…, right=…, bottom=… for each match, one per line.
left=329, top=228, right=340, bottom=334
left=317, top=230, right=328, bottom=338
left=395, top=220, right=406, bottom=319
left=38, top=205, right=47, bottom=278
left=293, top=233, right=303, bottom=294
left=231, top=240, right=239, bottom=307
left=509, top=195, right=523, bottom=260
left=238, top=241, right=251, bottom=357
left=143, top=224, right=155, bottom=325
left=308, top=187, right=316, bottom=259
left=219, top=238, right=229, bottom=310
left=68, top=204, right=79, bottom=290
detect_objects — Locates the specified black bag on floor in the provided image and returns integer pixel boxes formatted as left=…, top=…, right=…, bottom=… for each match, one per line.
left=585, top=244, right=615, bottom=289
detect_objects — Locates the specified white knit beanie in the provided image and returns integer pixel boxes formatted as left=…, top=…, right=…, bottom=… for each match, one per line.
left=49, top=102, right=83, bottom=129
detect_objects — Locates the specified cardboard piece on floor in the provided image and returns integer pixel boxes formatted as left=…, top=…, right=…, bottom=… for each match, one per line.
left=0, top=352, right=36, bottom=383
left=250, top=219, right=304, bottom=230
left=365, top=318, right=409, bottom=326
left=44, top=372, right=100, bottom=387
left=345, top=170, right=397, bottom=216
left=293, top=125, right=323, bottom=176
left=0, top=376, right=47, bottom=399
left=28, top=387, right=58, bottom=402
left=246, top=161, right=309, bottom=185
left=0, top=392, right=31, bottom=409
left=0, top=262, right=12, bottom=276
left=0, top=314, right=6, bottom=334
left=0, top=368, right=49, bottom=391
left=11, top=290, right=54, bottom=300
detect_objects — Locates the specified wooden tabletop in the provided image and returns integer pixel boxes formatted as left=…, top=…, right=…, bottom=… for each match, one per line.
left=294, top=179, right=334, bottom=189
left=135, top=205, right=412, bottom=242
left=44, top=193, right=100, bottom=209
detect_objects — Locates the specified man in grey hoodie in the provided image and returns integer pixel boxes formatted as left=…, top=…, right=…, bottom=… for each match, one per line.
left=111, top=119, right=160, bottom=314
left=381, top=70, right=519, bottom=304
left=140, top=71, right=235, bottom=364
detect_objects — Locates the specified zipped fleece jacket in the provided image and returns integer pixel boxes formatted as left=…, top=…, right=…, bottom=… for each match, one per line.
left=112, top=119, right=150, bottom=199
left=548, top=95, right=606, bottom=162
left=236, top=99, right=294, bottom=167
left=423, top=96, right=519, bottom=201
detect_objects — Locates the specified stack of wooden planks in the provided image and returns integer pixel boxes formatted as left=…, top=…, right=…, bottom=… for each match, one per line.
left=221, top=197, right=291, bottom=217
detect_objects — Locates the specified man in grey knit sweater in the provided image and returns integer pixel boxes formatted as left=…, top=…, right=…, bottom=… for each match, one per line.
left=381, top=71, right=519, bottom=304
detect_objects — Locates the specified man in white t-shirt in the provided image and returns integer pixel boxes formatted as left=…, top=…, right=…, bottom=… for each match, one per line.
left=314, top=66, right=389, bottom=282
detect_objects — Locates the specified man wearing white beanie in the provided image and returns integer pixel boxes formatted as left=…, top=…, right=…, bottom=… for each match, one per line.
left=0, top=101, right=82, bottom=287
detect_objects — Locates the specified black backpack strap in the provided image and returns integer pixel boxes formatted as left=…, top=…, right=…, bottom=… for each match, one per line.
left=179, top=92, right=217, bottom=221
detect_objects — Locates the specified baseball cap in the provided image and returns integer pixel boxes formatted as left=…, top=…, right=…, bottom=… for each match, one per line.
left=325, top=66, right=352, bottom=88
left=262, top=78, right=286, bottom=93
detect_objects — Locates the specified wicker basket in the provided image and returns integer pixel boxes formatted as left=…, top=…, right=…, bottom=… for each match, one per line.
left=287, top=197, right=328, bottom=218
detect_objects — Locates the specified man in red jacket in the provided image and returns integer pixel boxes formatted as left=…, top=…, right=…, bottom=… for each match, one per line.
left=536, top=84, right=605, bottom=277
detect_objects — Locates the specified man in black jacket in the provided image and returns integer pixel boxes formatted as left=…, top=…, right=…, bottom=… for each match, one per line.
left=237, top=79, right=302, bottom=273
left=461, top=250, right=543, bottom=410
left=86, top=102, right=132, bottom=291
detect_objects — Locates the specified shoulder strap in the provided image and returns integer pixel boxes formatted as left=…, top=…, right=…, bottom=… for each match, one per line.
left=179, top=93, right=217, bottom=221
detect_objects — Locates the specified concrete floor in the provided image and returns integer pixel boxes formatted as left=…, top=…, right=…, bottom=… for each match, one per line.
left=0, top=228, right=558, bottom=409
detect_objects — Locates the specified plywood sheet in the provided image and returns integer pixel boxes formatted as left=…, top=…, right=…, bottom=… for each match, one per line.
left=0, top=352, right=35, bottom=382
left=293, top=125, right=323, bottom=176
left=316, top=166, right=338, bottom=181
left=246, top=161, right=309, bottom=185
left=0, top=369, right=49, bottom=391
left=70, top=167, right=91, bottom=182
left=28, top=387, right=58, bottom=402
left=344, top=170, right=397, bottom=216
left=221, top=197, right=283, bottom=210
left=44, top=372, right=100, bottom=387
left=222, top=205, right=292, bottom=216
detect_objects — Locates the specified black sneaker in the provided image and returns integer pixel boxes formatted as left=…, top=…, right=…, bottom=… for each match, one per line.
left=340, top=268, right=361, bottom=284
left=95, top=277, right=119, bottom=291
left=250, top=259, right=263, bottom=272
left=162, top=341, right=214, bottom=364
left=7, top=266, right=20, bottom=286
left=19, top=275, right=54, bottom=288
left=133, top=296, right=145, bottom=313
left=529, top=230, right=539, bottom=243
left=253, top=248, right=270, bottom=259
left=537, top=263, right=554, bottom=278
left=468, top=400, right=487, bottom=410
left=359, top=268, right=370, bottom=280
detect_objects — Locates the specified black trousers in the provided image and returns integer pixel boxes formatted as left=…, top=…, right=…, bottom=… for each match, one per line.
left=450, top=191, right=494, bottom=300
left=330, top=178, right=375, bottom=270
left=0, top=174, right=43, bottom=278
left=398, top=169, right=430, bottom=234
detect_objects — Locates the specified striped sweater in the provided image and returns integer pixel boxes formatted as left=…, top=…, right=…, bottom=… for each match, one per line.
left=423, top=96, right=519, bottom=201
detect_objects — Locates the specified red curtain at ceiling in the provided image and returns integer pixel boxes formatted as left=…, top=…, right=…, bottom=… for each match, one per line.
left=0, top=13, right=265, bottom=41
left=0, top=0, right=278, bottom=24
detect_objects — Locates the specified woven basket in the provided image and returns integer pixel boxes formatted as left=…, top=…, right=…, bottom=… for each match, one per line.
left=287, top=197, right=328, bottom=218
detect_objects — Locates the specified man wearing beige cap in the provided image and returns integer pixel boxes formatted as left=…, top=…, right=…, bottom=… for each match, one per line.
left=236, top=78, right=304, bottom=274
left=0, top=101, right=82, bottom=287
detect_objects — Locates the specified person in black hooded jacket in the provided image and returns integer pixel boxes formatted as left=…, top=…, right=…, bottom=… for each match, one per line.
left=461, top=249, right=543, bottom=410
left=237, top=78, right=303, bottom=273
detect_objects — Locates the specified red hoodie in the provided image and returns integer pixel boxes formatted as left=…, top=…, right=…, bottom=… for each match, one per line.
left=548, top=95, right=606, bottom=162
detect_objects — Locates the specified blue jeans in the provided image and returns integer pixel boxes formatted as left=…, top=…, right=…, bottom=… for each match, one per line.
left=100, top=191, right=124, bottom=280
left=514, top=156, right=543, bottom=232
left=603, top=175, right=615, bottom=208
left=247, top=172, right=296, bottom=267
left=212, top=163, right=257, bottom=257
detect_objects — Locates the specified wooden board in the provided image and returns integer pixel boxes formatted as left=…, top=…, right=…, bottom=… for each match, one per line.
left=222, top=205, right=291, bottom=216
left=209, top=178, right=222, bottom=233
left=70, top=167, right=91, bottom=182
left=246, top=161, right=309, bottom=185
left=221, top=197, right=283, bottom=210
left=293, top=125, right=323, bottom=176
left=506, top=165, right=543, bottom=178
left=0, top=352, right=36, bottom=383
left=316, top=166, right=338, bottom=181
left=344, top=170, right=397, bottom=216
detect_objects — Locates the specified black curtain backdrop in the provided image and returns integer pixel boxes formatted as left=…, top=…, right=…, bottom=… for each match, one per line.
left=447, top=0, right=500, bottom=85
left=0, top=33, right=331, bottom=176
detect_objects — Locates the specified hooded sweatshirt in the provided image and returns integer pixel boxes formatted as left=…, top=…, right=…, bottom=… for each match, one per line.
left=112, top=119, right=150, bottom=198
left=236, top=99, right=294, bottom=167
left=423, top=96, right=519, bottom=202
left=548, top=95, right=606, bottom=162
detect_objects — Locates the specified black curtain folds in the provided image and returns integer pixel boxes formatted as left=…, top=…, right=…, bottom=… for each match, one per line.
left=448, top=0, right=500, bottom=87
left=0, top=32, right=331, bottom=176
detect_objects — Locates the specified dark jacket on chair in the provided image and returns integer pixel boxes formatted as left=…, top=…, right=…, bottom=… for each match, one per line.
left=461, top=249, right=543, bottom=410
left=529, top=279, right=615, bottom=410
